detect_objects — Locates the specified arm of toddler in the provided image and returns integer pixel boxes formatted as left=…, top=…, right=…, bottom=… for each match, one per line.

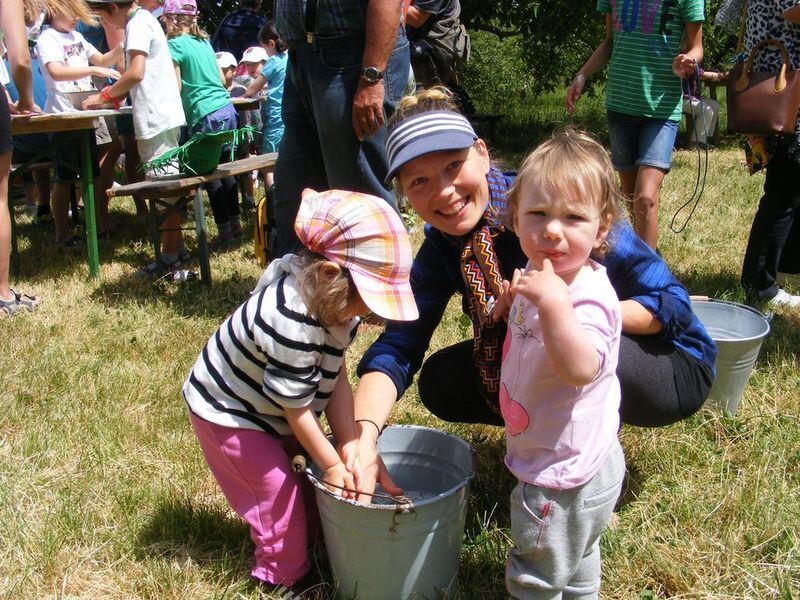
left=325, top=366, right=361, bottom=482
left=285, top=406, right=355, bottom=498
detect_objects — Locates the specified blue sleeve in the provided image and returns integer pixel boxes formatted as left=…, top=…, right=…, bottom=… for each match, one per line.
left=601, top=222, right=693, bottom=342
left=357, top=226, right=461, bottom=397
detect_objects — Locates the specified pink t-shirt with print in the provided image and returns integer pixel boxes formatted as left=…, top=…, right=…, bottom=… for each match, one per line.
left=500, top=260, right=621, bottom=490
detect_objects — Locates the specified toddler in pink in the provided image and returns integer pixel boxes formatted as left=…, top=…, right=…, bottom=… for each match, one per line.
left=494, top=129, right=627, bottom=599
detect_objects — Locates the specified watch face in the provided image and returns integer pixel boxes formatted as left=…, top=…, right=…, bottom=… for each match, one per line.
left=362, top=67, right=383, bottom=83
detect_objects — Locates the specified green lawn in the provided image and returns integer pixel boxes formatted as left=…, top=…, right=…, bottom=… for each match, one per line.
left=2, top=104, right=799, bottom=598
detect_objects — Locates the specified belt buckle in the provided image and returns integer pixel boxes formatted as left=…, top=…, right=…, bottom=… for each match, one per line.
left=306, top=32, right=314, bottom=43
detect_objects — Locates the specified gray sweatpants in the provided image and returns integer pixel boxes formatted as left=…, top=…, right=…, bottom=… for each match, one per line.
left=506, top=440, right=626, bottom=600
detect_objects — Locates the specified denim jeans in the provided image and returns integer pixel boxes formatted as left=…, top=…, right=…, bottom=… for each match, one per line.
left=272, top=29, right=410, bottom=256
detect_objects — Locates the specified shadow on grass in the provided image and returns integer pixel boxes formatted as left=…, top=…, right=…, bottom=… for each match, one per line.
left=135, top=492, right=338, bottom=598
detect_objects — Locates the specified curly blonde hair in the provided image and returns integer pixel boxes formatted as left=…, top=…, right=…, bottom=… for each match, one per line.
left=506, top=127, right=625, bottom=257
left=294, top=250, right=362, bottom=328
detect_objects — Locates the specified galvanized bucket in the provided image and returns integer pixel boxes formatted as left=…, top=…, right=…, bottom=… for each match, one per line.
left=691, top=298, right=770, bottom=415
left=308, top=425, right=474, bottom=599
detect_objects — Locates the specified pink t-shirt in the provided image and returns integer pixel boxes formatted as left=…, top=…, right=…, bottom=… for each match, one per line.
left=500, top=260, right=621, bottom=489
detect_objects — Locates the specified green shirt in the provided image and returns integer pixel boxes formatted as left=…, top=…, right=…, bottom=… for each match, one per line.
left=597, top=0, right=704, bottom=121
left=167, top=35, right=231, bottom=128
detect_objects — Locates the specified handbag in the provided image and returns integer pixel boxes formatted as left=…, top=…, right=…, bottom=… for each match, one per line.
left=726, top=38, right=800, bottom=135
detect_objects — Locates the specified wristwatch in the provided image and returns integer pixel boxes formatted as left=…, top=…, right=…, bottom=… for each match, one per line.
left=360, top=66, right=384, bottom=84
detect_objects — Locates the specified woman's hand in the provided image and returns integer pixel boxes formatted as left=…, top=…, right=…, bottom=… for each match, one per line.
left=565, top=73, right=586, bottom=115
left=92, top=66, right=121, bottom=80
left=338, top=439, right=363, bottom=490
left=321, top=461, right=357, bottom=499
left=672, top=53, right=696, bottom=79
left=355, top=423, right=402, bottom=504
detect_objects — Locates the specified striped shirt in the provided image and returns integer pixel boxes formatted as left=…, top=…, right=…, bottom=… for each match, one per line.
left=598, top=0, right=705, bottom=121
left=183, top=255, right=359, bottom=436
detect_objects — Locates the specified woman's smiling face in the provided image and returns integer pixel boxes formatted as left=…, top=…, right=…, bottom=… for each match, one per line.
left=397, top=140, right=491, bottom=237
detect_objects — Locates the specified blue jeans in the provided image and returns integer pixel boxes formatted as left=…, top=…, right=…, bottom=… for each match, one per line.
left=272, top=30, right=410, bottom=256
left=606, top=110, right=678, bottom=172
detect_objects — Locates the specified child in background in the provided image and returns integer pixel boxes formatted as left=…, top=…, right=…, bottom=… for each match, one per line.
left=215, top=50, right=239, bottom=93
left=236, top=45, right=266, bottom=202
left=164, top=0, right=242, bottom=250
left=243, top=21, right=286, bottom=188
left=495, top=129, right=626, bottom=599
left=183, top=189, right=418, bottom=589
left=84, top=0, right=187, bottom=276
left=35, top=0, right=123, bottom=246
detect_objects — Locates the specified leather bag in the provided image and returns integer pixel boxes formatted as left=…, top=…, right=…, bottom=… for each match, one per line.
left=727, top=38, right=800, bottom=135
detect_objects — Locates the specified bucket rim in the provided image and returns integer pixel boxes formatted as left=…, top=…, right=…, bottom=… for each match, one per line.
left=308, top=425, right=475, bottom=510
left=691, top=298, right=771, bottom=342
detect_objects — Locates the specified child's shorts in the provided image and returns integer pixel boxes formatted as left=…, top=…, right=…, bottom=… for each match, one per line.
left=50, top=131, right=100, bottom=183
left=12, top=134, right=51, bottom=183
left=138, top=127, right=182, bottom=207
left=606, top=110, right=679, bottom=172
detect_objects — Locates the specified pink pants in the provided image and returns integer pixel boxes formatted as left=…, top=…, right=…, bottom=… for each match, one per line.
left=189, top=412, right=319, bottom=585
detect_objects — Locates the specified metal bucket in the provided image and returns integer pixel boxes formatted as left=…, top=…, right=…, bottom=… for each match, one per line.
left=692, top=298, right=770, bottom=415
left=308, top=425, right=473, bottom=599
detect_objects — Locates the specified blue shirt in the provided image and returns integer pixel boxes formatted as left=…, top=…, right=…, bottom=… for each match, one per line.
left=358, top=171, right=717, bottom=398
left=259, top=51, right=287, bottom=129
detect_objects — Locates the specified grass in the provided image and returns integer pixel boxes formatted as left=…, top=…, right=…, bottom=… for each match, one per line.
left=2, top=91, right=799, bottom=599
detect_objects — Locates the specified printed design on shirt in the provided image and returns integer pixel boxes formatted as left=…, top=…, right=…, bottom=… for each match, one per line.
left=609, top=0, right=678, bottom=55
left=62, top=41, right=93, bottom=92
left=500, top=299, right=533, bottom=437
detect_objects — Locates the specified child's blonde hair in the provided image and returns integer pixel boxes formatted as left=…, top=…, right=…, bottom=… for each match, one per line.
left=44, top=0, right=97, bottom=27
left=295, top=250, right=361, bottom=328
left=163, top=13, right=207, bottom=39
left=506, top=128, right=624, bottom=256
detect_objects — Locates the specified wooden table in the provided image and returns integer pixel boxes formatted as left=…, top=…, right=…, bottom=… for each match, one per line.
left=10, top=108, right=126, bottom=278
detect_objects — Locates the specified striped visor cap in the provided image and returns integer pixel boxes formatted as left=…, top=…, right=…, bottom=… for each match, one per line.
left=385, top=110, right=478, bottom=183
left=294, top=190, right=419, bottom=322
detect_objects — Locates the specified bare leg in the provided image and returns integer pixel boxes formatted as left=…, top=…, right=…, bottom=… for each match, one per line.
left=262, top=168, right=274, bottom=189
left=632, top=166, right=667, bottom=250
left=96, top=139, right=123, bottom=232
left=121, top=134, right=147, bottom=219
left=0, top=150, right=12, bottom=298
left=52, top=181, right=75, bottom=244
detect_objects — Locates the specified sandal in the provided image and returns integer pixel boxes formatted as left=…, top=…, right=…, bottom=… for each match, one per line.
left=136, top=250, right=192, bottom=278
left=0, top=290, right=41, bottom=317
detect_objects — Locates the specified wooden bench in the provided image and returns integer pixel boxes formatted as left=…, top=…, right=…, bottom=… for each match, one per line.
left=108, top=152, right=277, bottom=284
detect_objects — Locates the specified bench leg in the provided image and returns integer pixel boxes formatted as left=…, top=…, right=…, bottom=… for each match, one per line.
left=194, top=187, right=212, bottom=285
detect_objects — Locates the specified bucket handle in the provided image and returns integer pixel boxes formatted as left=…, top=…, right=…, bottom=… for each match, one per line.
left=292, top=454, right=414, bottom=512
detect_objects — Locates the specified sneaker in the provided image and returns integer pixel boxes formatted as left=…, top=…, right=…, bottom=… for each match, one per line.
left=767, top=288, right=800, bottom=309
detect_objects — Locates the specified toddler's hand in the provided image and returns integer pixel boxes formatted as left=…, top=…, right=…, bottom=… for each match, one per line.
left=491, top=269, right=522, bottom=323
left=509, top=259, right=568, bottom=307
left=672, top=54, right=696, bottom=79
left=322, top=461, right=356, bottom=499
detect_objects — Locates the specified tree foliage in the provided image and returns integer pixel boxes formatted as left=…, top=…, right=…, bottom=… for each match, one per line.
left=461, top=0, right=737, bottom=95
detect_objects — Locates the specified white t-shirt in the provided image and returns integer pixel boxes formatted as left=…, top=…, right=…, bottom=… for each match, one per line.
left=125, top=8, right=185, bottom=140
left=36, top=27, right=99, bottom=113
